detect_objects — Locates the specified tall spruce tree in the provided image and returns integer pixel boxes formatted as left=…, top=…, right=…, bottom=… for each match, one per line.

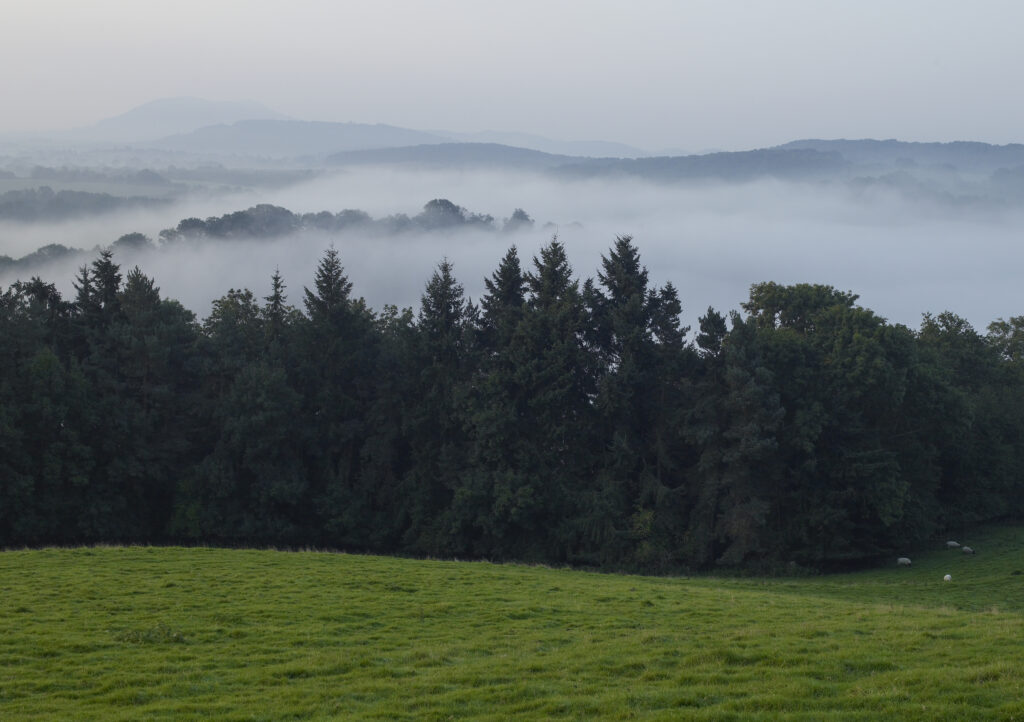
left=355, top=303, right=419, bottom=551
left=585, top=236, right=692, bottom=567
left=299, top=246, right=378, bottom=546
left=455, top=247, right=540, bottom=558
left=400, top=259, right=477, bottom=554
left=495, top=238, right=599, bottom=562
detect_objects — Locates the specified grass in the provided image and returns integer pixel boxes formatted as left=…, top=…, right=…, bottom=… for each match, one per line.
left=2, top=526, right=1023, bottom=720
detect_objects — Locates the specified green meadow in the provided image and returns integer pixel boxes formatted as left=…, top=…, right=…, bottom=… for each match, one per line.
left=2, top=526, right=1023, bottom=720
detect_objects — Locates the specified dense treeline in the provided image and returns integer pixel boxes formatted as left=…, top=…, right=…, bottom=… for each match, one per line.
left=2, top=199, right=534, bottom=273
left=3, top=237, right=1024, bottom=571
left=157, top=199, right=533, bottom=243
left=0, top=186, right=166, bottom=222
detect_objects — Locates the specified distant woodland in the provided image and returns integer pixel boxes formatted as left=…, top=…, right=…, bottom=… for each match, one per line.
left=0, top=186, right=166, bottom=222
left=3, top=237, right=1023, bottom=571
left=0, top=200, right=536, bottom=273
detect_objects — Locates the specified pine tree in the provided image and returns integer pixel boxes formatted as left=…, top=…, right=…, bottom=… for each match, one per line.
left=585, top=235, right=693, bottom=567
left=262, top=268, right=294, bottom=346
left=303, top=246, right=352, bottom=323
left=298, top=247, right=378, bottom=547
left=400, top=259, right=477, bottom=554
left=485, top=237, right=598, bottom=562
left=479, top=246, right=525, bottom=353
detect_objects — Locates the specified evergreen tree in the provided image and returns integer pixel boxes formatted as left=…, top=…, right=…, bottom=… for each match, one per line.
left=479, top=246, right=526, bottom=353
left=174, top=360, right=307, bottom=543
left=355, top=304, right=419, bottom=551
left=262, top=268, right=298, bottom=349
left=455, top=247, right=541, bottom=558
left=584, top=236, right=693, bottom=567
left=398, top=260, right=477, bottom=553
left=303, top=246, right=353, bottom=323
left=0, top=282, right=90, bottom=544
left=299, top=247, right=378, bottom=546
left=4, top=237, right=1024, bottom=571
left=488, top=238, right=599, bottom=562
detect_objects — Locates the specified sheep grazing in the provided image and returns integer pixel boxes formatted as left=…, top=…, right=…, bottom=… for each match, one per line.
left=944, top=574, right=952, bottom=582
left=897, top=557, right=912, bottom=566
left=946, top=541, right=960, bottom=548
left=962, top=546, right=975, bottom=555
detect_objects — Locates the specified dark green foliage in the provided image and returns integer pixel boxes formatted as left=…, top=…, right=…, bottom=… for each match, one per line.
left=4, top=239, right=1024, bottom=573
left=153, top=199, right=510, bottom=244
left=176, top=360, right=307, bottom=543
left=173, top=278, right=306, bottom=544
left=458, top=242, right=597, bottom=562
left=1, top=254, right=200, bottom=545
left=478, top=246, right=525, bottom=351
left=294, top=249, right=379, bottom=548
left=399, top=259, right=478, bottom=554
left=583, top=236, right=694, bottom=568
left=72, top=259, right=199, bottom=541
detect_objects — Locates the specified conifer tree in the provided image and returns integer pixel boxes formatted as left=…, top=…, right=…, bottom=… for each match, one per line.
left=455, top=247, right=534, bottom=557
left=262, top=268, right=294, bottom=347
left=586, top=236, right=692, bottom=567
left=479, top=246, right=526, bottom=353
left=303, top=246, right=352, bottom=323
left=400, top=259, right=477, bottom=553
left=487, top=237, right=598, bottom=562
left=298, top=247, right=378, bottom=546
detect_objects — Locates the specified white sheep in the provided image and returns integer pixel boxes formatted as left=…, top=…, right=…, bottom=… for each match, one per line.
left=944, top=574, right=952, bottom=582
left=897, top=557, right=912, bottom=566
left=946, top=541, right=960, bottom=548
left=962, top=546, right=975, bottom=555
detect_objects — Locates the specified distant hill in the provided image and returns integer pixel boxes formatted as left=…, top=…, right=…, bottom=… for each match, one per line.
left=70, top=97, right=290, bottom=143
left=150, top=119, right=449, bottom=158
left=327, top=144, right=850, bottom=182
left=326, top=142, right=576, bottom=170
left=779, top=139, right=1024, bottom=174
left=436, top=130, right=647, bottom=158
left=551, top=148, right=849, bottom=182
left=555, top=148, right=848, bottom=182
left=0, top=186, right=166, bottom=222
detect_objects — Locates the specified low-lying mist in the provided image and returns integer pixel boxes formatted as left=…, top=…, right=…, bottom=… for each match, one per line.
left=3, top=166, right=1022, bottom=331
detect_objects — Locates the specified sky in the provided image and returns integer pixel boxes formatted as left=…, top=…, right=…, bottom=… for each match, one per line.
left=3, top=0, right=1024, bottom=151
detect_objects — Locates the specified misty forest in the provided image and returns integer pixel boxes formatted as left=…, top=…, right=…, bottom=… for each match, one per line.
left=5, top=99, right=1024, bottom=574
left=4, top=230, right=1024, bottom=572
left=12, top=5, right=1024, bottom=717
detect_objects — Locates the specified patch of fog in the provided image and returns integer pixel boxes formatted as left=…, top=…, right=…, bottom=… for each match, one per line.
left=2, top=167, right=1023, bottom=331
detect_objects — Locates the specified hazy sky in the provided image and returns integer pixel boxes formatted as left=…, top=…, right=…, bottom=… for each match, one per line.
left=3, top=0, right=1024, bottom=150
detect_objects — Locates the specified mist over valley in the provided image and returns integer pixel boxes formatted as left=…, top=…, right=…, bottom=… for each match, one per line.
left=10, top=5, right=1024, bottom=718
left=2, top=121, right=1023, bottom=333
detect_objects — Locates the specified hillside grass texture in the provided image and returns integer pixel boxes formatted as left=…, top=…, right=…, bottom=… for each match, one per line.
left=2, top=525, right=1023, bottom=720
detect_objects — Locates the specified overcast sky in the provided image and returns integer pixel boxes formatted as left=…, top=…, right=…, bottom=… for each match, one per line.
left=3, top=1, right=1024, bottom=150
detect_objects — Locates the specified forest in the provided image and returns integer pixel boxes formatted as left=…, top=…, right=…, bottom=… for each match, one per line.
left=0, top=200, right=534, bottom=275
left=2, top=236, right=1023, bottom=572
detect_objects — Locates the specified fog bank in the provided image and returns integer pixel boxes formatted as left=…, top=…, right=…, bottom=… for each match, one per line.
left=3, top=167, right=1022, bottom=332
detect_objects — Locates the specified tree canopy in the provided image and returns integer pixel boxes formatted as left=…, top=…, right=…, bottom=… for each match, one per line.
left=3, top=240, right=1023, bottom=572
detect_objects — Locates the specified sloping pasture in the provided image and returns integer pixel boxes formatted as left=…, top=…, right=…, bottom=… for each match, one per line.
left=2, top=526, right=1023, bottom=720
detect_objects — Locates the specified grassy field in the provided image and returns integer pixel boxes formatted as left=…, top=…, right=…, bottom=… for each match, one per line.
left=2, top=526, right=1023, bottom=720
